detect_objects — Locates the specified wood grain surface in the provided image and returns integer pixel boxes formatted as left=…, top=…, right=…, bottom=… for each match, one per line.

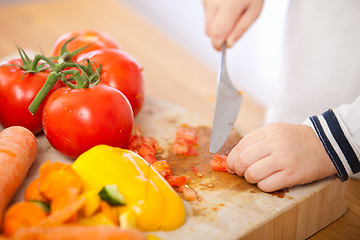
left=0, top=0, right=359, bottom=239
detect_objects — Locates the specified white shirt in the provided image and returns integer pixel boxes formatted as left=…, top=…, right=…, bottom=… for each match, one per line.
left=265, top=0, right=360, bottom=179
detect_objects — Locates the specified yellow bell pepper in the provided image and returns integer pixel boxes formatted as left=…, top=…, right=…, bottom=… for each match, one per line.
left=78, top=212, right=116, bottom=226
left=80, top=190, right=101, bottom=217
left=72, top=145, right=185, bottom=231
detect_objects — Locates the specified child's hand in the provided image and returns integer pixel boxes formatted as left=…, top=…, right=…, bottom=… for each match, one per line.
left=226, top=123, right=337, bottom=192
left=202, top=0, right=264, bottom=50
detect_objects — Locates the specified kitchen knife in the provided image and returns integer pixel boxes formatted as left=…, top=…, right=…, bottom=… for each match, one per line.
left=209, top=45, right=243, bottom=153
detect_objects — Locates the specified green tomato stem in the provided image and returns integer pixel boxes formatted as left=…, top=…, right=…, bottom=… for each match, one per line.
left=62, top=69, right=86, bottom=88
left=28, top=72, right=61, bottom=114
left=59, top=62, right=92, bottom=76
left=30, top=54, right=56, bottom=71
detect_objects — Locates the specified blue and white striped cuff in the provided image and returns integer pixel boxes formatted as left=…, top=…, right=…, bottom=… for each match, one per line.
left=306, top=109, right=360, bottom=181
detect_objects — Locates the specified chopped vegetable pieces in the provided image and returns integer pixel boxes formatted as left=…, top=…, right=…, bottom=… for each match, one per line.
left=98, top=184, right=126, bottom=206
left=210, top=153, right=228, bottom=172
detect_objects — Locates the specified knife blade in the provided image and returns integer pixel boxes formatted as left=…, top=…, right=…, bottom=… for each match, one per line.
left=209, top=45, right=243, bottom=153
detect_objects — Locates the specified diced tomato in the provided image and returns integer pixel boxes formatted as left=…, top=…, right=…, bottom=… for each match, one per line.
left=133, top=124, right=142, bottom=136
left=142, top=136, right=159, bottom=151
left=152, top=160, right=172, bottom=178
left=138, top=143, right=156, bottom=157
left=191, top=167, right=203, bottom=177
left=176, top=128, right=198, bottom=145
left=165, top=175, right=187, bottom=187
left=173, top=139, right=198, bottom=156
left=143, top=154, right=157, bottom=164
left=128, top=135, right=142, bottom=153
left=131, top=143, right=156, bottom=164
left=181, top=185, right=197, bottom=201
left=210, top=153, right=228, bottom=172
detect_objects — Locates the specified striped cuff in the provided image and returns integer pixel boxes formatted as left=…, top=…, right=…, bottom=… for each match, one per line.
left=307, top=109, right=360, bottom=181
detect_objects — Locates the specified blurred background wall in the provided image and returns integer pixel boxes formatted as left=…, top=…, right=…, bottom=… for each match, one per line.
left=122, top=0, right=289, bottom=108
left=0, top=0, right=289, bottom=108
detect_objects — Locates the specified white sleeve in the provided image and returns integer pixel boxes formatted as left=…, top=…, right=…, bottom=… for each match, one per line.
left=303, top=96, right=360, bottom=181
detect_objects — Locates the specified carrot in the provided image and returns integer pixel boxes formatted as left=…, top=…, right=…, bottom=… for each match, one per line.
left=38, top=161, right=82, bottom=200
left=50, top=188, right=80, bottom=223
left=40, top=195, right=85, bottom=227
left=2, top=202, right=47, bottom=237
left=99, top=201, right=118, bottom=225
left=10, top=225, right=146, bottom=240
left=24, top=179, right=48, bottom=203
left=0, top=126, right=37, bottom=229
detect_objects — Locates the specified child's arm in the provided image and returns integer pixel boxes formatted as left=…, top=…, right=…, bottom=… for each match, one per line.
left=202, top=0, right=264, bottom=50
left=226, top=96, right=360, bottom=192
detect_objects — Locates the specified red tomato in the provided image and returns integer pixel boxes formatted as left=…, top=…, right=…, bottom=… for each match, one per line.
left=42, top=84, right=134, bottom=159
left=52, top=30, right=120, bottom=58
left=76, top=49, right=144, bottom=116
left=0, top=59, right=62, bottom=134
left=210, top=153, right=228, bottom=172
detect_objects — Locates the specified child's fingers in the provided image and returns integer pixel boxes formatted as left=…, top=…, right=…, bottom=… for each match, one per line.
left=227, top=0, right=264, bottom=46
left=203, top=0, right=219, bottom=37
left=226, top=1, right=263, bottom=47
left=256, top=171, right=294, bottom=193
left=226, top=127, right=266, bottom=173
left=210, top=1, right=247, bottom=50
left=243, top=155, right=280, bottom=184
left=231, top=140, right=270, bottom=176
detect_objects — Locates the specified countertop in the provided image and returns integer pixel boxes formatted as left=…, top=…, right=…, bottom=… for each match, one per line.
left=0, top=0, right=359, bottom=239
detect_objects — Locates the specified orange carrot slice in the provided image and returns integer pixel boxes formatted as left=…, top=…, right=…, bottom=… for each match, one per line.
left=38, top=161, right=82, bottom=200
left=10, top=225, right=146, bottom=240
left=0, top=126, right=37, bottom=228
left=40, top=195, right=85, bottom=227
left=50, top=188, right=80, bottom=223
left=99, top=201, right=118, bottom=225
left=24, top=178, right=48, bottom=203
left=2, top=202, right=47, bottom=237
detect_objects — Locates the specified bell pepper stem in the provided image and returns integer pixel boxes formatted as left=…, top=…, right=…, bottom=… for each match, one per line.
left=28, top=72, right=61, bottom=114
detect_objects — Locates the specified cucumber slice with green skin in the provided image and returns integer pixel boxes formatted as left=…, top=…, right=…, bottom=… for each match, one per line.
left=31, top=200, right=50, bottom=213
left=98, top=184, right=126, bottom=206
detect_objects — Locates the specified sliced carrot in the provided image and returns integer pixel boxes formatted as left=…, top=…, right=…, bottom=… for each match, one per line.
left=23, top=178, right=48, bottom=203
left=10, top=225, right=146, bottom=240
left=99, top=201, right=118, bottom=225
left=50, top=188, right=80, bottom=223
left=2, top=201, right=47, bottom=237
left=40, top=195, right=85, bottom=227
left=0, top=126, right=37, bottom=228
left=38, top=161, right=82, bottom=200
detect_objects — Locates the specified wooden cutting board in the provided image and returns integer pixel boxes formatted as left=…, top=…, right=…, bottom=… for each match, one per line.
left=9, top=97, right=347, bottom=240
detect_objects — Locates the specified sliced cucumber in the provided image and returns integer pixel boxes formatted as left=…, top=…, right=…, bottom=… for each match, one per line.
left=98, top=184, right=126, bottom=206
left=31, top=200, right=50, bottom=213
